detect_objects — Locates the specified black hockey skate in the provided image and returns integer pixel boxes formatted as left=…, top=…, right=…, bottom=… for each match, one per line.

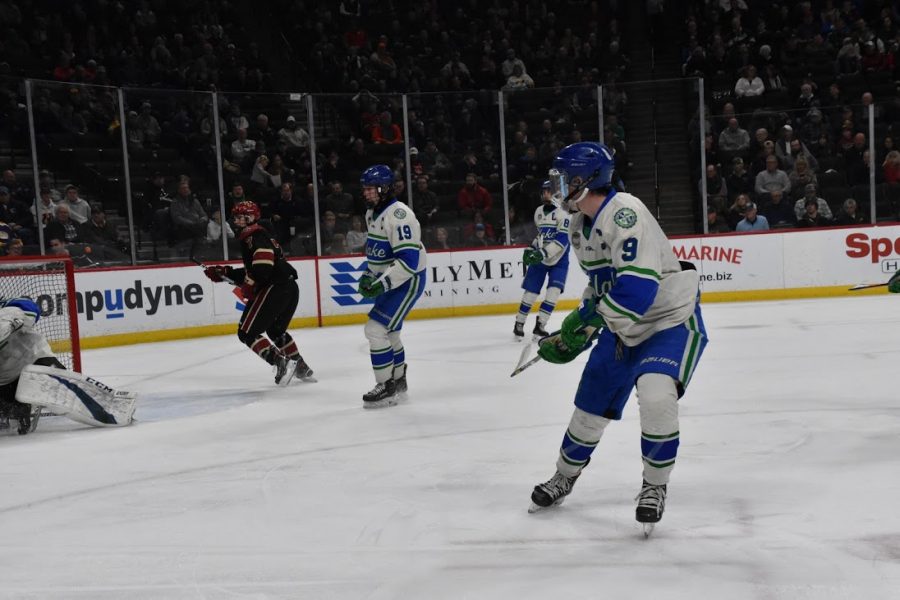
left=274, top=352, right=297, bottom=387
left=513, top=321, right=525, bottom=341
left=393, top=365, right=408, bottom=397
left=635, top=480, right=667, bottom=537
left=294, top=357, right=316, bottom=382
left=532, top=321, right=550, bottom=341
left=528, top=458, right=589, bottom=513
left=363, top=379, right=398, bottom=409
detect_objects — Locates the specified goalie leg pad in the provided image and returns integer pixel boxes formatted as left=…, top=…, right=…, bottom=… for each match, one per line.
left=15, top=365, right=137, bottom=427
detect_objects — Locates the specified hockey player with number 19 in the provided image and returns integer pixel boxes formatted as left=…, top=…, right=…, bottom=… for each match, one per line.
left=357, top=165, right=427, bottom=408
left=515, top=180, right=570, bottom=341
left=527, top=142, right=708, bottom=536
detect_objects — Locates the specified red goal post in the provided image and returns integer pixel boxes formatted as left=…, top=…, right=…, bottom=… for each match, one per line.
left=0, top=256, right=81, bottom=372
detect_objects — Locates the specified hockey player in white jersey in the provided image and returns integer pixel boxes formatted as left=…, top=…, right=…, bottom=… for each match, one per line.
left=515, top=180, right=571, bottom=341
left=0, top=297, right=136, bottom=434
left=527, top=142, right=708, bottom=536
left=357, top=165, right=427, bottom=408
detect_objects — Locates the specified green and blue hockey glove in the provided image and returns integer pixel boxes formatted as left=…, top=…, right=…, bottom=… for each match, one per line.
left=537, top=333, right=585, bottom=364
left=559, top=298, right=606, bottom=351
left=358, top=273, right=387, bottom=298
left=523, top=247, right=545, bottom=266
left=889, top=271, right=900, bottom=293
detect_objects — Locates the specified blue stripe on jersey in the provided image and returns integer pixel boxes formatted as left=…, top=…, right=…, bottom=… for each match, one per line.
left=606, top=274, right=659, bottom=318
left=585, top=266, right=616, bottom=295
left=394, top=247, right=420, bottom=271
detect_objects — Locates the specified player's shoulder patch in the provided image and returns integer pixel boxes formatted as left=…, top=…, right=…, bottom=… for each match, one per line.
left=393, top=207, right=408, bottom=219
left=613, top=207, right=637, bottom=229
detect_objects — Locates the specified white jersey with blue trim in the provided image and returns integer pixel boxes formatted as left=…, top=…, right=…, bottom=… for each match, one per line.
left=532, top=204, right=570, bottom=266
left=365, top=198, right=427, bottom=288
left=569, top=190, right=699, bottom=346
left=0, top=306, right=54, bottom=385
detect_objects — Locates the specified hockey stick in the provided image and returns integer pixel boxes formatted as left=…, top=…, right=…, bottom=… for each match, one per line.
left=848, top=282, right=888, bottom=291
left=192, top=256, right=237, bottom=285
left=510, top=326, right=600, bottom=378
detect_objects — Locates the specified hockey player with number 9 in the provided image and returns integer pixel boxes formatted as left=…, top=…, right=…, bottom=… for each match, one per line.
left=527, top=142, right=708, bottom=536
left=357, top=164, right=427, bottom=408
left=514, top=180, right=571, bottom=341
left=0, top=297, right=136, bottom=434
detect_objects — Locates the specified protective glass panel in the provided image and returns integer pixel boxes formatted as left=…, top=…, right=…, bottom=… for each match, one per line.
left=30, top=80, right=132, bottom=266
left=406, top=90, right=504, bottom=250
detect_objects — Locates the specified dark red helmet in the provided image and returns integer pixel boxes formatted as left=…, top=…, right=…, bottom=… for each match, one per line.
left=232, top=200, right=260, bottom=222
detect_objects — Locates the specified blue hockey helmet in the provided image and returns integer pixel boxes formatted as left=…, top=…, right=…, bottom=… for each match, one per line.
left=550, top=142, right=616, bottom=208
left=360, top=164, right=395, bottom=207
left=0, top=297, right=40, bottom=322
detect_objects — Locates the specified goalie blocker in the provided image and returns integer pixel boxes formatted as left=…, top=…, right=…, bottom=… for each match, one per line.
left=15, top=365, right=137, bottom=428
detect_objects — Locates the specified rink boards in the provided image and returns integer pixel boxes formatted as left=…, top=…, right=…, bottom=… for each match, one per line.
left=58, top=224, right=900, bottom=347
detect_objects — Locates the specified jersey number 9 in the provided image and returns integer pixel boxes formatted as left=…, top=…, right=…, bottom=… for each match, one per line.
left=622, top=237, right=638, bottom=261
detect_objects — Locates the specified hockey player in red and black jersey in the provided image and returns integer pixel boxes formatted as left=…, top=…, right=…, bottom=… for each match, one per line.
left=203, top=200, right=313, bottom=385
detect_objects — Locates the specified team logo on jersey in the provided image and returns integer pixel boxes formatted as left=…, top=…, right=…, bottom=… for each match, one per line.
left=571, top=231, right=581, bottom=249
left=613, top=207, right=637, bottom=229
left=393, top=208, right=407, bottom=219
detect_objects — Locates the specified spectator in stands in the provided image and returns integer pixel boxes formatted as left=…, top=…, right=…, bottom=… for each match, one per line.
left=79, top=209, right=126, bottom=261
left=463, top=210, right=495, bottom=241
left=749, top=128, right=770, bottom=162
left=847, top=149, right=876, bottom=186
left=324, top=181, right=355, bottom=228
left=503, top=63, right=535, bottom=91
left=44, top=204, right=80, bottom=244
left=412, top=176, right=439, bottom=225
left=762, top=64, right=786, bottom=94
left=329, top=233, right=349, bottom=256
left=320, top=210, right=342, bottom=253
left=501, top=49, right=526, bottom=79
left=793, top=184, right=834, bottom=222
left=346, top=137, right=370, bottom=173
left=59, top=184, right=91, bottom=225
left=32, top=188, right=58, bottom=227
left=726, top=157, right=754, bottom=200
left=701, top=164, right=728, bottom=211
left=169, top=179, right=208, bottom=242
left=136, top=102, right=161, bottom=146
left=788, top=157, right=818, bottom=199
left=227, top=104, right=249, bottom=134
left=37, top=171, right=61, bottom=203
left=464, top=222, right=494, bottom=247
left=755, top=155, right=791, bottom=196
left=346, top=215, right=366, bottom=253
left=735, top=201, right=769, bottom=232
left=0, top=186, right=32, bottom=242
left=226, top=182, right=247, bottom=216
left=734, top=65, right=764, bottom=99
left=800, top=108, right=829, bottom=156
left=230, top=128, right=256, bottom=164
left=322, top=151, right=345, bottom=186
left=726, top=193, right=752, bottom=230
left=795, top=83, right=819, bottom=111
left=837, top=37, right=862, bottom=75
left=707, top=206, right=731, bottom=233
left=501, top=205, right=535, bottom=245
left=371, top=111, right=403, bottom=144
left=797, top=198, right=832, bottom=228
left=206, top=209, right=235, bottom=244
left=279, top=116, right=309, bottom=151
left=760, top=190, right=795, bottom=228
left=883, top=150, right=900, bottom=183
left=433, top=226, right=453, bottom=250
left=252, top=114, right=277, bottom=149
left=718, top=117, right=751, bottom=160
left=835, top=198, right=868, bottom=225
left=457, top=173, right=493, bottom=216
left=420, top=140, right=452, bottom=178
left=5, top=237, right=23, bottom=257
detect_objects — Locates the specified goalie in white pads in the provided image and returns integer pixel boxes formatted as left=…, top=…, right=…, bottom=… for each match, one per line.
left=0, top=298, right=136, bottom=434
left=527, top=143, right=708, bottom=536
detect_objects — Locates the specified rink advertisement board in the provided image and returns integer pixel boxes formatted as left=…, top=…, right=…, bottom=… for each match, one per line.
left=73, top=260, right=319, bottom=341
left=65, top=224, right=900, bottom=346
left=315, top=248, right=590, bottom=322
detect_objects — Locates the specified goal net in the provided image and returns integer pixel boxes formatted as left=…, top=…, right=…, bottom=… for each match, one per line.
left=0, top=257, right=81, bottom=372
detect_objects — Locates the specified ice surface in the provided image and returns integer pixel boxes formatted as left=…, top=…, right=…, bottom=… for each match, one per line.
left=1, top=296, right=899, bottom=599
